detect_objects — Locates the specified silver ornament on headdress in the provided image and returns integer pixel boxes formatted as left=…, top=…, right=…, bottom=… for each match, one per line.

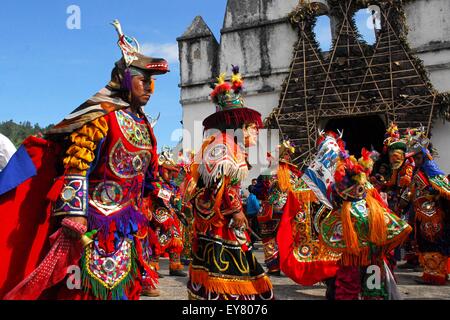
left=111, top=19, right=141, bottom=67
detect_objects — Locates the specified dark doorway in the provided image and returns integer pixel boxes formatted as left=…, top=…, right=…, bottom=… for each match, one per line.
left=324, top=115, right=386, bottom=157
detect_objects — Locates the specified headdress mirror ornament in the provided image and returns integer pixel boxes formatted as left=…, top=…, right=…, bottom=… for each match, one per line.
left=210, top=65, right=244, bottom=111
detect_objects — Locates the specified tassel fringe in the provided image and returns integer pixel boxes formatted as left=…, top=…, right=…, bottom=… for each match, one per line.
left=189, top=267, right=273, bottom=296
left=366, top=193, right=388, bottom=245
left=341, top=201, right=360, bottom=256
left=80, top=243, right=139, bottom=300
left=341, top=247, right=370, bottom=267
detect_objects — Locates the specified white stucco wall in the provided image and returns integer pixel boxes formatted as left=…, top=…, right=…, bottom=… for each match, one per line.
left=431, top=120, right=450, bottom=174
left=404, top=0, right=450, bottom=48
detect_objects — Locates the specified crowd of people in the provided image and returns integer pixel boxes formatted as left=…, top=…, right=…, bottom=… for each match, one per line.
left=0, top=21, right=448, bottom=301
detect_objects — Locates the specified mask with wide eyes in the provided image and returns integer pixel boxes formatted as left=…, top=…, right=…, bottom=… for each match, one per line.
left=389, top=150, right=405, bottom=170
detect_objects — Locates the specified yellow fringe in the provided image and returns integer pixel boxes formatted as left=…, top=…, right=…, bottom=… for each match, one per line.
left=365, top=193, right=388, bottom=246
left=63, top=116, right=109, bottom=176
left=189, top=267, right=273, bottom=296
left=341, top=201, right=360, bottom=256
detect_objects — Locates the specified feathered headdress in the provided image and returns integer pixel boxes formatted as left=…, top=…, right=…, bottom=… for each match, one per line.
left=404, top=126, right=431, bottom=159
left=358, top=148, right=378, bottom=176
left=203, top=65, right=263, bottom=130
left=279, top=140, right=296, bottom=164
left=383, top=122, right=407, bottom=154
left=334, top=154, right=367, bottom=201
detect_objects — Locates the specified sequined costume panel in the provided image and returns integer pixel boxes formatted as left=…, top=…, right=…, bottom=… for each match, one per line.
left=70, top=110, right=156, bottom=300
left=188, top=133, right=273, bottom=300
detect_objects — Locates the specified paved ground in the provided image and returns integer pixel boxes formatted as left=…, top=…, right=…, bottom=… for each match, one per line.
left=142, top=243, right=450, bottom=300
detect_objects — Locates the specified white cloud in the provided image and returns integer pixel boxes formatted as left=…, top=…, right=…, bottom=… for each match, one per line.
left=141, top=42, right=179, bottom=64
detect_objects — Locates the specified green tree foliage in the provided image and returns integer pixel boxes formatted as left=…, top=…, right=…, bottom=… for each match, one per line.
left=0, top=120, right=54, bottom=147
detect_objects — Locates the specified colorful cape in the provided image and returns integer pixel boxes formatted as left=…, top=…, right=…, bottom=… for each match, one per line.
left=0, top=136, right=62, bottom=298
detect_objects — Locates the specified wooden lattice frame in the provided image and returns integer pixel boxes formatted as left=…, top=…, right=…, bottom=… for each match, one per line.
left=266, top=0, right=449, bottom=169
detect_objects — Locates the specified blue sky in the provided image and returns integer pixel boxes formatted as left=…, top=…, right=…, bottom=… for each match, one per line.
left=0, top=1, right=376, bottom=150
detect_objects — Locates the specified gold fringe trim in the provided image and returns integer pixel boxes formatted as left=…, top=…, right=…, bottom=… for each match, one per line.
left=171, top=237, right=184, bottom=251
left=189, top=267, right=273, bottom=296
left=149, top=262, right=160, bottom=271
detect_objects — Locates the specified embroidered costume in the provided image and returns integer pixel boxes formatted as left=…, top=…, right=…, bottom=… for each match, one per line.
left=405, top=127, right=450, bottom=285
left=0, top=21, right=169, bottom=300
left=277, top=132, right=346, bottom=286
left=254, top=141, right=304, bottom=274
left=186, top=67, right=273, bottom=300
left=177, top=150, right=196, bottom=266
left=322, top=149, right=412, bottom=300
left=146, top=148, right=187, bottom=276
left=380, top=123, right=418, bottom=269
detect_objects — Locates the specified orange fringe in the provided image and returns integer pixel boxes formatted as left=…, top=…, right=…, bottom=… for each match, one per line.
left=189, top=267, right=273, bottom=296
left=365, top=193, right=388, bottom=245
left=192, top=176, right=229, bottom=234
left=341, top=201, right=360, bottom=256
left=277, top=163, right=292, bottom=193
left=293, top=189, right=318, bottom=205
left=341, top=247, right=370, bottom=267
left=169, top=262, right=184, bottom=271
left=212, top=176, right=228, bottom=223
left=190, top=135, right=229, bottom=233
left=171, top=237, right=184, bottom=253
